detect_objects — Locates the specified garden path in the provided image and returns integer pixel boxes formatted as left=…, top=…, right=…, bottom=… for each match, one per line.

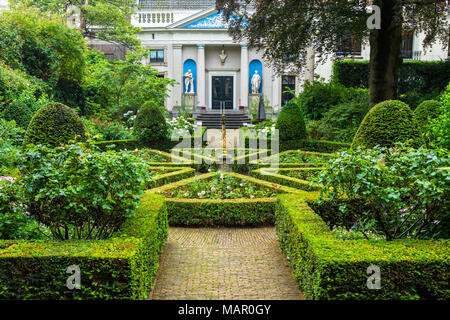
left=149, top=227, right=302, bottom=300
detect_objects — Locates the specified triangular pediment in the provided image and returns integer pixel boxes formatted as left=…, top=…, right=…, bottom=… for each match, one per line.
left=168, top=8, right=246, bottom=30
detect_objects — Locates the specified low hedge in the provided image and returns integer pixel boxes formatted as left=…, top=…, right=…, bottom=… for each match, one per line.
left=151, top=172, right=304, bottom=226
left=147, top=167, right=196, bottom=188
left=0, top=193, right=168, bottom=300
left=250, top=168, right=322, bottom=191
left=91, top=139, right=140, bottom=151
left=244, top=138, right=349, bottom=153
left=165, top=198, right=278, bottom=227
left=276, top=194, right=450, bottom=300
left=280, top=139, right=350, bottom=153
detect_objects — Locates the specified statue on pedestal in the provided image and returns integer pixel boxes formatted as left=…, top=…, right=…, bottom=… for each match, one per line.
left=251, top=70, right=261, bottom=94
left=184, top=69, right=194, bottom=94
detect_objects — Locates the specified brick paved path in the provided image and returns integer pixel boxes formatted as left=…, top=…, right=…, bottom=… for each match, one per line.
left=150, top=227, right=302, bottom=300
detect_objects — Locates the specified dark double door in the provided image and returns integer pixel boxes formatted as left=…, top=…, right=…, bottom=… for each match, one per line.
left=212, top=76, right=233, bottom=110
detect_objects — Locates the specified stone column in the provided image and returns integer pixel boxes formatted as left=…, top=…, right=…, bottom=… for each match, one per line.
left=166, top=44, right=174, bottom=110
left=197, top=44, right=206, bottom=107
left=172, top=44, right=183, bottom=108
left=305, top=47, right=315, bottom=83
left=240, top=44, right=249, bottom=107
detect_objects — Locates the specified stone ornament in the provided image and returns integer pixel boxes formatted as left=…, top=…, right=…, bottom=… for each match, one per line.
left=219, top=49, right=227, bottom=66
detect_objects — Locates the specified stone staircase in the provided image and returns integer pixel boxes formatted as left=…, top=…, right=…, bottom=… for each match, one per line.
left=196, top=110, right=251, bottom=129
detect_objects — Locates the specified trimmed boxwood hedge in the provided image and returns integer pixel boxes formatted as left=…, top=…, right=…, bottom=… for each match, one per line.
left=24, top=102, right=87, bottom=147
left=151, top=172, right=305, bottom=227
left=0, top=193, right=168, bottom=300
left=147, top=167, right=196, bottom=188
left=333, top=60, right=450, bottom=96
left=91, top=139, right=140, bottom=151
left=250, top=168, right=322, bottom=191
left=276, top=193, right=450, bottom=300
left=352, top=100, right=423, bottom=149
left=244, top=138, right=350, bottom=153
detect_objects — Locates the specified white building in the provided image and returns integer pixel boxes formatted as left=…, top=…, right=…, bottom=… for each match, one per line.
left=122, top=0, right=449, bottom=113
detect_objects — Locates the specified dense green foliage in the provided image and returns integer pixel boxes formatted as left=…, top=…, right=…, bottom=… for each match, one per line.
left=17, top=143, right=151, bottom=240
left=24, top=102, right=87, bottom=146
left=317, top=146, right=450, bottom=240
left=276, top=193, right=450, bottom=300
left=352, top=100, right=423, bottom=149
left=333, top=60, right=450, bottom=107
left=275, top=101, right=307, bottom=142
left=147, top=167, right=196, bottom=189
left=426, top=84, right=450, bottom=150
left=0, top=193, right=168, bottom=299
left=134, top=101, right=169, bottom=149
left=14, top=0, right=142, bottom=49
left=0, top=177, right=48, bottom=240
left=84, top=50, right=173, bottom=118
left=414, top=100, right=443, bottom=133
left=0, top=7, right=87, bottom=108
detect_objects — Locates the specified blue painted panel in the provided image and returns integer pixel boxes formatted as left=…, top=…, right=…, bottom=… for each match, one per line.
left=183, top=11, right=247, bottom=29
left=249, top=60, right=263, bottom=94
left=183, top=59, right=197, bottom=94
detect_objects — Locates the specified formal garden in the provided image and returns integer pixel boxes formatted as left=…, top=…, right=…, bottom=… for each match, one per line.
left=0, top=5, right=449, bottom=300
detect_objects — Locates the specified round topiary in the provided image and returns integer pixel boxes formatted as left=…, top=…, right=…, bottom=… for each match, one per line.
left=134, top=101, right=168, bottom=149
left=1, top=101, right=33, bottom=128
left=352, top=100, right=423, bottom=149
left=24, top=102, right=86, bottom=146
left=414, top=100, right=443, bottom=132
left=275, top=100, right=307, bottom=142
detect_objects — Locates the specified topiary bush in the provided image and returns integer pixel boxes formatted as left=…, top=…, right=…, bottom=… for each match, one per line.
left=1, top=101, right=33, bottom=128
left=414, top=100, right=443, bottom=132
left=352, top=100, right=423, bottom=149
left=276, top=100, right=307, bottom=143
left=134, top=101, right=168, bottom=149
left=24, top=102, right=86, bottom=146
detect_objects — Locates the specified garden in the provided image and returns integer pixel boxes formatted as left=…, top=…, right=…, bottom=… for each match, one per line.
left=0, top=4, right=449, bottom=300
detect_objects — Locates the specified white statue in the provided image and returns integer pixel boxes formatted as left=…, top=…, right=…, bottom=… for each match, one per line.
left=184, top=69, right=194, bottom=94
left=251, top=70, right=261, bottom=94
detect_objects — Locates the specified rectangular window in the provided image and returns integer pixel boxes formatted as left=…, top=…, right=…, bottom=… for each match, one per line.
left=336, top=37, right=362, bottom=56
left=281, top=76, right=296, bottom=107
left=150, top=49, right=164, bottom=64
left=402, top=31, right=413, bottom=59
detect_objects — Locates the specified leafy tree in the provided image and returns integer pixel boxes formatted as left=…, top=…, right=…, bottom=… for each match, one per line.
left=11, top=0, right=141, bottom=49
left=0, top=7, right=87, bottom=107
left=85, top=49, right=174, bottom=119
left=217, top=0, right=448, bottom=106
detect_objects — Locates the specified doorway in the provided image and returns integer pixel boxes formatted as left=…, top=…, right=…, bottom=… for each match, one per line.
left=211, top=76, right=234, bottom=110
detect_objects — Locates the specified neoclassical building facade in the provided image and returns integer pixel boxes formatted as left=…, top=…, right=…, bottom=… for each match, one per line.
left=127, top=1, right=295, bottom=112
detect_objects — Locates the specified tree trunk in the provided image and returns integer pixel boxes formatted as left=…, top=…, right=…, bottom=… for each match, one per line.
left=80, top=0, right=89, bottom=33
left=369, top=0, right=403, bottom=107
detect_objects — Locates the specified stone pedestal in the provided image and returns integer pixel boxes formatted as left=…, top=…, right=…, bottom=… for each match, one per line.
left=182, top=93, right=196, bottom=114
left=249, top=94, right=261, bottom=117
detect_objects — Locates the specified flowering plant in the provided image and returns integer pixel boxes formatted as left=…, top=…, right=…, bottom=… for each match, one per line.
left=317, top=145, right=450, bottom=240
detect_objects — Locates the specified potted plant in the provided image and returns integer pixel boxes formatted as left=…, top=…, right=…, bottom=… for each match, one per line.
left=199, top=105, right=207, bottom=114
left=239, top=105, right=246, bottom=114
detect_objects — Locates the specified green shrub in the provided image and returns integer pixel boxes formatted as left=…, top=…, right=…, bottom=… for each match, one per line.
left=24, top=102, right=87, bottom=147
left=276, top=193, right=450, bottom=300
left=18, top=143, right=151, bottom=240
left=426, top=84, right=450, bottom=150
left=297, top=81, right=344, bottom=120
left=276, top=100, right=307, bottom=142
left=1, top=101, right=33, bottom=129
left=317, top=146, right=450, bottom=240
left=250, top=168, right=321, bottom=191
left=414, top=100, right=443, bottom=133
left=0, top=193, right=168, bottom=300
left=352, top=100, right=423, bottom=149
left=134, top=101, right=168, bottom=149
